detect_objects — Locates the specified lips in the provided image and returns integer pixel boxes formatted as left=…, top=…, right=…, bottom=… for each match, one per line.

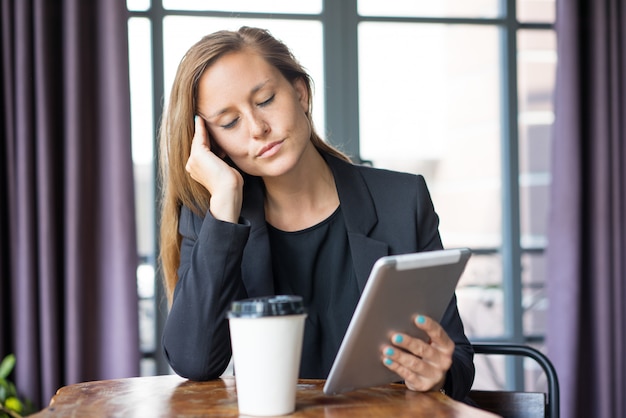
left=256, top=140, right=284, bottom=158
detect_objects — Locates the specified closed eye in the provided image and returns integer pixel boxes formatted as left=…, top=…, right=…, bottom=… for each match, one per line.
left=219, top=94, right=273, bottom=129
left=221, top=117, right=239, bottom=129
left=258, top=94, right=275, bottom=107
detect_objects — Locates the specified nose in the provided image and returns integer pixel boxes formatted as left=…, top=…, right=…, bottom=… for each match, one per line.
left=248, top=112, right=270, bottom=139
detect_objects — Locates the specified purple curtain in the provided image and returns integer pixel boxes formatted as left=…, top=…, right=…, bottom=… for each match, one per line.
left=0, top=0, right=140, bottom=408
left=547, top=0, right=626, bottom=417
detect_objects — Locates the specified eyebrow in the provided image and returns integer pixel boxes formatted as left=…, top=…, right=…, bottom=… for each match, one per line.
left=207, top=79, right=271, bottom=119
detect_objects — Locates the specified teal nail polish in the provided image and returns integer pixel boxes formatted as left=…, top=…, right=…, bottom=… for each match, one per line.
left=417, top=315, right=426, bottom=324
left=384, top=358, right=393, bottom=366
left=194, top=115, right=198, bottom=123
left=394, top=334, right=403, bottom=344
left=385, top=347, right=394, bottom=356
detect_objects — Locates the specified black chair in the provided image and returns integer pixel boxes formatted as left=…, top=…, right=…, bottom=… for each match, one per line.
left=469, top=344, right=560, bottom=418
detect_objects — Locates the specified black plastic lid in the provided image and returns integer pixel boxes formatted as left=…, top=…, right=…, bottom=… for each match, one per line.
left=227, top=295, right=306, bottom=318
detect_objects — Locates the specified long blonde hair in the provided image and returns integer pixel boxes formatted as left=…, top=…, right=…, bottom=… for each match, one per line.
left=159, top=26, right=350, bottom=303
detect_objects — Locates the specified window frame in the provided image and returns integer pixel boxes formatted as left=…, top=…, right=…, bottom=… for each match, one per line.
left=128, top=0, right=555, bottom=390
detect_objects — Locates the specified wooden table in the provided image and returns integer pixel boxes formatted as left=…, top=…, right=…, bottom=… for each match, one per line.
left=32, top=374, right=499, bottom=417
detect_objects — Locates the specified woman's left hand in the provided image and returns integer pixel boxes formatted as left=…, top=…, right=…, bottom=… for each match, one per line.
left=381, top=315, right=454, bottom=392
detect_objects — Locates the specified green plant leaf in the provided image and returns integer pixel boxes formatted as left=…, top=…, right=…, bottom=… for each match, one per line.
left=4, top=397, right=22, bottom=414
left=0, top=381, right=6, bottom=402
left=0, top=356, right=15, bottom=380
left=6, top=383, right=15, bottom=399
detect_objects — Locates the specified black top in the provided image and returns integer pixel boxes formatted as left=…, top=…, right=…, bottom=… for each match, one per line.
left=267, top=206, right=360, bottom=378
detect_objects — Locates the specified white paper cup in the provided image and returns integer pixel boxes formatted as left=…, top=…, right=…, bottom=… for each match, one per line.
left=228, top=295, right=307, bottom=416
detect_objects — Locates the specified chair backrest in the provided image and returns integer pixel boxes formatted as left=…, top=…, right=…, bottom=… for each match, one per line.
left=469, top=344, right=560, bottom=418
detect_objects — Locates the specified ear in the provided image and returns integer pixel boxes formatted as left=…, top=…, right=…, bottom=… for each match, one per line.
left=292, top=77, right=309, bottom=113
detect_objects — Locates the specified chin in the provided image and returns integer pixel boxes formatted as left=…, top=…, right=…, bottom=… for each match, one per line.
left=233, top=159, right=290, bottom=178
left=263, top=155, right=302, bottom=178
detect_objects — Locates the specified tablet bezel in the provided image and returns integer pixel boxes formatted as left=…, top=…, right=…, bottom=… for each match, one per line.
left=322, top=248, right=471, bottom=395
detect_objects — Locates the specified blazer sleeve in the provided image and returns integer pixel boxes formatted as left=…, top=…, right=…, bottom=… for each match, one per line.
left=415, top=175, right=475, bottom=401
left=440, top=295, right=475, bottom=401
left=162, top=205, right=250, bottom=380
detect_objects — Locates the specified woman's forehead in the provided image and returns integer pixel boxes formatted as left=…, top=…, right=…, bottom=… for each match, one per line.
left=203, top=50, right=279, bottom=85
left=196, top=51, right=285, bottom=113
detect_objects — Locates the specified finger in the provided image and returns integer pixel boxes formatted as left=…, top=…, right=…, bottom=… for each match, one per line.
left=381, top=349, right=437, bottom=392
left=390, top=331, right=437, bottom=360
left=382, top=342, right=450, bottom=392
left=382, top=345, right=439, bottom=377
left=187, top=116, right=213, bottom=175
left=194, top=114, right=228, bottom=159
left=413, top=315, right=454, bottom=354
left=390, top=332, right=453, bottom=373
left=193, top=115, right=210, bottom=147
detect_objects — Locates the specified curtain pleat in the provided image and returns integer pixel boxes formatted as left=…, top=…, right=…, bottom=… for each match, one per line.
left=547, top=0, right=626, bottom=417
left=1, top=0, right=139, bottom=408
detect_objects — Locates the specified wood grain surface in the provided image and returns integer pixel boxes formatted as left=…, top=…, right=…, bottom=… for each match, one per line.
left=32, top=374, right=499, bottom=417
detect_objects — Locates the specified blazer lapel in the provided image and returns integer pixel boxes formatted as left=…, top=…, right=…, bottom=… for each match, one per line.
left=325, top=155, right=389, bottom=292
left=239, top=154, right=389, bottom=296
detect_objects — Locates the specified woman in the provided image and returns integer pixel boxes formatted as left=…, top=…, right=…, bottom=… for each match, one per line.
left=159, top=26, right=475, bottom=401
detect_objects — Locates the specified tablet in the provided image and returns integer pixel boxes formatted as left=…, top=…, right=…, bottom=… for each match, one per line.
left=323, top=248, right=471, bottom=395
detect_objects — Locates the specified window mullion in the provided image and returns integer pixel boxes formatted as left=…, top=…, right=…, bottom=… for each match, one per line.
left=321, top=0, right=361, bottom=161
left=148, top=1, right=171, bottom=376
left=500, top=0, right=525, bottom=391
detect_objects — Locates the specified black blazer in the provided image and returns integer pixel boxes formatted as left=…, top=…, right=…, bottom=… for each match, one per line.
left=163, top=152, right=475, bottom=400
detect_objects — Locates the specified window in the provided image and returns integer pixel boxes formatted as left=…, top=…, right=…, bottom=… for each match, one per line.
left=127, top=0, right=556, bottom=391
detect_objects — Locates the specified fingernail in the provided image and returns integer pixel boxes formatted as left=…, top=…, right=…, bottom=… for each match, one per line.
left=416, top=315, right=426, bottom=324
left=384, top=358, right=393, bottom=366
left=394, top=334, right=403, bottom=344
left=194, top=115, right=198, bottom=123
left=385, top=347, right=394, bottom=356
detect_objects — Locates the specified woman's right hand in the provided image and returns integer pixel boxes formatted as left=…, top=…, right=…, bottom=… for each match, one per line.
left=186, top=115, right=244, bottom=223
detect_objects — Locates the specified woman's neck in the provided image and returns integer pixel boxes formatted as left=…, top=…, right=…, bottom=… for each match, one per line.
left=263, top=148, right=339, bottom=232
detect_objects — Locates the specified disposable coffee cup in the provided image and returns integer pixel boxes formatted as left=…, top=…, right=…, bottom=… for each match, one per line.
left=227, top=295, right=307, bottom=416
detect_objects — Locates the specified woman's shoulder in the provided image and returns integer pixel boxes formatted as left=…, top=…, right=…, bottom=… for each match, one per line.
left=334, top=156, right=428, bottom=192
left=356, top=161, right=423, bottom=180
left=325, top=152, right=423, bottom=179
